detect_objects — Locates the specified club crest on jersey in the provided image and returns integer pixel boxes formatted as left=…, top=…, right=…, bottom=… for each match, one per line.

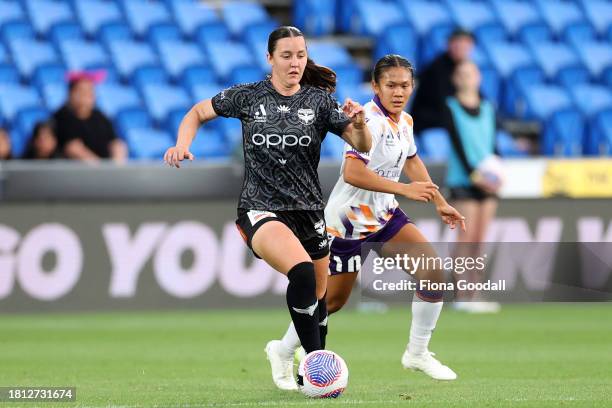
left=385, top=131, right=396, bottom=146
left=314, top=219, right=326, bottom=236
left=277, top=105, right=290, bottom=115
left=297, top=108, right=315, bottom=125
left=254, top=104, right=267, bottom=123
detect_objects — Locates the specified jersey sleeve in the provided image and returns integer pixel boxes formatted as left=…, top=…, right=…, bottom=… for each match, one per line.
left=323, top=93, right=351, bottom=137
left=344, top=115, right=383, bottom=164
left=404, top=114, right=418, bottom=158
left=211, top=84, right=250, bottom=119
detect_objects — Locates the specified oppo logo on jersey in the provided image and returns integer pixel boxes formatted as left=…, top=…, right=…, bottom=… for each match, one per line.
left=252, top=133, right=312, bottom=149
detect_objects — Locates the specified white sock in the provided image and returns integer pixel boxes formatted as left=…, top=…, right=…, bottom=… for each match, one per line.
left=408, top=298, right=443, bottom=355
left=279, top=322, right=301, bottom=358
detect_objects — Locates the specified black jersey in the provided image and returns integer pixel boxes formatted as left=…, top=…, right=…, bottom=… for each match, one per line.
left=211, top=79, right=351, bottom=211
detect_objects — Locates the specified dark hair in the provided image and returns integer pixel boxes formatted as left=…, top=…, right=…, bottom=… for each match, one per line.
left=22, top=120, right=57, bottom=159
left=372, top=54, right=415, bottom=84
left=267, top=26, right=337, bottom=93
left=448, top=27, right=475, bottom=42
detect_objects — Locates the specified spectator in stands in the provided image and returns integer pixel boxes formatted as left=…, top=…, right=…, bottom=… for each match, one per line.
left=22, top=121, right=60, bottom=160
left=443, top=60, right=501, bottom=314
left=0, top=127, right=12, bottom=160
left=410, top=28, right=475, bottom=135
left=53, top=72, right=127, bottom=163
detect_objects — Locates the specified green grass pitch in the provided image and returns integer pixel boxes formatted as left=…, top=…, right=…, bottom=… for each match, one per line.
left=1, top=304, right=611, bottom=407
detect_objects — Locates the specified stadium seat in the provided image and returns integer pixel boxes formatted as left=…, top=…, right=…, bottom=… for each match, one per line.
left=489, top=0, right=542, bottom=37
left=523, top=84, right=574, bottom=121
left=49, top=22, right=84, bottom=47
left=218, top=117, right=242, bottom=149
left=125, top=127, right=173, bottom=159
left=98, top=22, right=133, bottom=51
left=479, top=66, right=501, bottom=108
left=444, top=0, right=503, bottom=38
left=352, top=1, right=407, bottom=37
left=586, top=110, right=612, bottom=156
left=229, top=66, right=264, bottom=86
left=7, top=38, right=59, bottom=79
left=0, top=64, right=19, bottom=84
left=563, top=23, right=596, bottom=49
left=24, top=0, right=74, bottom=37
left=59, top=39, right=110, bottom=71
left=203, top=41, right=254, bottom=82
left=115, top=107, right=152, bottom=139
left=541, top=109, right=585, bottom=156
left=243, top=20, right=277, bottom=53
left=496, top=129, right=528, bottom=158
left=141, top=83, right=191, bottom=123
left=517, top=23, right=552, bottom=48
left=158, top=40, right=207, bottom=80
left=419, top=128, right=451, bottom=161
left=147, top=23, right=182, bottom=51
left=293, top=0, right=336, bottom=36
left=0, top=21, right=34, bottom=47
left=189, top=129, right=230, bottom=159
left=75, top=0, right=123, bottom=37
left=108, top=40, right=159, bottom=80
left=374, top=24, right=417, bottom=65
left=247, top=39, right=270, bottom=74
left=484, top=41, right=536, bottom=78
left=0, top=0, right=24, bottom=28
left=222, top=1, right=272, bottom=38
left=195, top=20, right=231, bottom=46
left=321, top=132, right=345, bottom=159
left=12, top=106, right=49, bottom=156
left=535, top=0, right=586, bottom=36
left=529, top=42, right=589, bottom=85
left=569, top=84, right=612, bottom=118
left=171, top=0, right=222, bottom=39
left=97, top=83, right=142, bottom=119
left=419, top=24, right=455, bottom=67
left=180, top=66, right=217, bottom=91
left=32, top=65, right=65, bottom=88
left=132, top=66, right=169, bottom=90
left=307, top=42, right=362, bottom=85
left=0, top=84, right=41, bottom=122
left=123, top=0, right=172, bottom=39
left=604, top=68, right=612, bottom=89
left=575, top=41, right=612, bottom=80
left=579, top=0, right=612, bottom=36
left=336, top=83, right=372, bottom=106
left=41, top=83, right=66, bottom=111
left=399, top=0, right=452, bottom=37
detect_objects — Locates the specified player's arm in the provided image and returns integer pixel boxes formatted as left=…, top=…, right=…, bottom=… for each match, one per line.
left=340, top=99, right=371, bottom=153
left=343, top=156, right=438, bottom=203
left=403, top=155, right=466, bottom=230
left=164, top=99, right=218, bottom=168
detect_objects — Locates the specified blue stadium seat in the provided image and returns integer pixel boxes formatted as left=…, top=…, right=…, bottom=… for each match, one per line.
left=0, top=0, right=24, bottom=28
left=0, top=84, right=41, bottom=122
left=49, top=22, right=84, bottom=47
left=307, top=42, right=362, bottom=85
left=505, top=67, right=545, bottom=117
left=529, top=42, right=588, bottom=85
left=0, top=20, right=34, bottom=47
left=12, top=106, right=49, bottom=156
left=320, top=132, right=345, bottom=159
left=141, top=83, right=191, bottom=123
left=419, top=128, right=451, bottom=161
left=586, top=110, right=612, bottom=156
left=579, top=0, right=612, bottom=36
left=8, top=38, right=59, bottom=79
left=243, top=20, right=277, bottom=53
left=171, top=0, right=222, bottom=39
left=195, top=21, right=231, bottom=45
left=496, top=130, right=528, bottom=158
left=569, top=84, right=612, bottom=118
left=158, top=40, right=207, bottom=80
left=374, top=24, right=417, bottom=66
left=203, top=41, right=254, bottom=82
left=541, top=109, right=585, bottom=156
left=0, top=64, right=19, bottom=84
left=604, top=68, right=612, bottom=89
left=222, top=1, right=272, bottom=38
left=132, top=66, right=169, bottom=91
left=444, top=0, right=503, bottom=37
left=41, top=83, right=66, bottom=111
left=489, top=0, right=542, bottom=37
left=189, top=129, right=230, bottom=159
left=122, top=0, right=172, bottom=39
left=419, top=24, right=455, bottom=67
left=247, top=39, right=270, bottom=74
left=147, top=23, right=182, bottom=50
left=575, top=41, right=612, bottom=80
left=563, top=23, right=596, bottom=49
left=229, top=66, right=264, bottom=86
left=218, top=117, right=242, bottom=149
left=399, top=0, right=452, bottom=37
left=125, top=127, right=173, bottom=159
left=32, top=61, right=65, bottom=88
left=59, top=39, right=110, bottom=71
left=336, top=83, right=372, bottom=106
left=75, top=0, right=123, bottom=38
left=535, top=0, right=586, bottom=36
left=479, top=66, right=501, bottom=108
left=180, top=66, right=217, bottom=91
left=24, top=0, right=74, bottom=37
left=523, top=84, right=574, bottom=121
left=484, top=41, right=536, bottom=78
left=97, top=83, right=142, bottom=118
left=115, top=107, right=152, bottom=139
left=352, top=0, right=407, bottom=37
left=98, top=22, right=133, bottom=51
left=109, top=40, right=159, bottom=80
left=517, top=23, right=552, bottom=48
left=293, top=0, right=336, bottom=36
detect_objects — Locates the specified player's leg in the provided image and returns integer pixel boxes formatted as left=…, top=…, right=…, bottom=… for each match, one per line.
left=250, top=220, right=319, bottom=390
left=381, top=222, right=457, bottom=380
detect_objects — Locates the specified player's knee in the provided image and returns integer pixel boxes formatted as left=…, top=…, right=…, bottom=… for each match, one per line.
left=287, top=262, right=317, bottom=305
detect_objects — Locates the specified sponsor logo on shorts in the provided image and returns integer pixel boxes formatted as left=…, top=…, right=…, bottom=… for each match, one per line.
left=247, top=210, right=276, bottom=226
left=318, top=239, right=328, bottom=249
left=314, top=219, right=325, bottom=236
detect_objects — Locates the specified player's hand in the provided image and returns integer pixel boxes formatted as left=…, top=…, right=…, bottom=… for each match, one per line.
left=436, top=203, right=466, bottom=231
left=163, top=145, right=194, bottom=168
left=400, top=181, right=438, bottom=203
left=342, top=98, right=365, bottom=129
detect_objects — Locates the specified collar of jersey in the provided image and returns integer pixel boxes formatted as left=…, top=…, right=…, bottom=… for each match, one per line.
left=265, top=78, right=306, bottom=98
left=373, top=95, right=400, bottom=124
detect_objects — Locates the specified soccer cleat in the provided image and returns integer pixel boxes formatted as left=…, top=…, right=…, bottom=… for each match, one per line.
left=402, top=350, right=458, bottom=381
left=453, top=301, right=501, bottom=314
left=264, top=340, right=298, bottom=391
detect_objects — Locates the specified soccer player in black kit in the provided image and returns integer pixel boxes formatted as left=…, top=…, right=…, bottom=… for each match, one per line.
left=164, top=26, right=372, bottom=390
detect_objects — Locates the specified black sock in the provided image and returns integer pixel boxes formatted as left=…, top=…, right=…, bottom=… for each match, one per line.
left=318, top=295, right=328, bottom=349
left=286, top=262, right=321, bottom=353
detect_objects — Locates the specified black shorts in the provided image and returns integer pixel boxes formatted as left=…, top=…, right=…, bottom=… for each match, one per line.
left=449, top=186, right=497, bottom=202
left=235, top=208, right=329, bottom=260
